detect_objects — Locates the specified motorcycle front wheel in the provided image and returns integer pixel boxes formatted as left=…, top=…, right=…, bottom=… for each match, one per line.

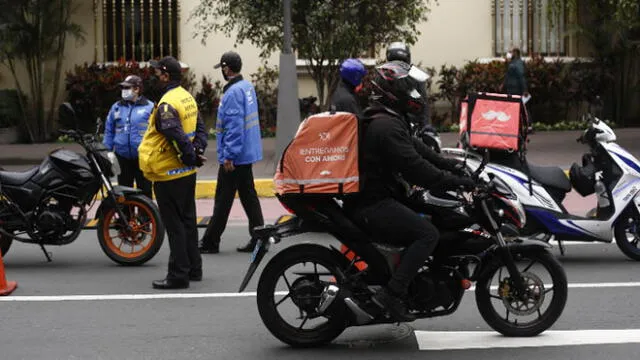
left=97, top=194, right=165, bottom=266
left=475, top=249, right=568, bottom=337
left=256, top=244, right=349, bottom=348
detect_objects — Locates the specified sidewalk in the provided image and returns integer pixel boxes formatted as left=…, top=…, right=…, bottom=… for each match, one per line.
left=4, top=129, right=640, bottom=199
left=80, top=187, right=597, bottom=229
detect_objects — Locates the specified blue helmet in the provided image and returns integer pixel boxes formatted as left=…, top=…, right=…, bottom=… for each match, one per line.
left=339, top=58, right=367, bottom=87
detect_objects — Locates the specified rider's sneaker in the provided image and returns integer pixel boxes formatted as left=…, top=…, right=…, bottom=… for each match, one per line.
left=371, top=287, right=416, bottom=322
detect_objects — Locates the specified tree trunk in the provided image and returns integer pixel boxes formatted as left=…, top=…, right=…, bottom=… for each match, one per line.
left=48, top=0, right=69, bottom=139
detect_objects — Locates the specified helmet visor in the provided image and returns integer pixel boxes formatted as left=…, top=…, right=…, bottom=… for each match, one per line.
left=408, top=65, right=429, bottom=82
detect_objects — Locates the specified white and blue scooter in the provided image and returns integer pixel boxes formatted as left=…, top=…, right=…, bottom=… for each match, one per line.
left=439, top=114, right=640, bottom=261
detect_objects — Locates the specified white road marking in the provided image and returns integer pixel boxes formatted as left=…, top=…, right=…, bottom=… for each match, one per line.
left=1, top=282, right=639, bottom=302
left=415, top=329, right=640, bottom=350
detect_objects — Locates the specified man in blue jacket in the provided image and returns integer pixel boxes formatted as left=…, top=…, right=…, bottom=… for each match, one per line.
left=199, top=51, right=265, bottom=254
left=103, top=75, right=154, bottom=198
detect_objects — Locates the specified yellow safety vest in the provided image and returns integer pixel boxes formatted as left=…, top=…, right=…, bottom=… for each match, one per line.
left=138, top=86, right=198, bottom=182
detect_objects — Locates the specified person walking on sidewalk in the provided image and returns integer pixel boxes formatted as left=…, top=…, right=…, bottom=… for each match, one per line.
left=199, top=51, right=264, bottom=254
left=103, top=75, right=154, bottom=198
left=138, top=56, right=208, bottom=290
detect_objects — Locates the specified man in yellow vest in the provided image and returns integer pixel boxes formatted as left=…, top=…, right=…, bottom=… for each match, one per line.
left=139, top=56, right=208, bottom=290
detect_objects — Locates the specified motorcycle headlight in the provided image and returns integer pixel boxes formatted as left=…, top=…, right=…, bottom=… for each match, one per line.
left=107, top=151, right=121, bottom=177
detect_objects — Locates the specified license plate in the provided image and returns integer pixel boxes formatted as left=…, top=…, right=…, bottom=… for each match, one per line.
left=250, top=239, right=263, bottom=263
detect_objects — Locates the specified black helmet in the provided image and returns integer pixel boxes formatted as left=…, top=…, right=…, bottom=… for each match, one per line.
left=386, top=42, right=411, bottom=64
left=370, top=62, right=426, bottom=117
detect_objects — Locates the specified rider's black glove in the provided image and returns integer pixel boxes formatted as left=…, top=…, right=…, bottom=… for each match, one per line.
left=452, top=177, right=477, bottom=191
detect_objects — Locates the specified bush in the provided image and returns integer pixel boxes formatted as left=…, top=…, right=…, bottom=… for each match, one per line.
left=64, top=59, right=197, bottom=133
left=0, top=89, right=25, bottom=128
left=435, top=55, right=607, bottom=127
left=250, top=62, right=279, bottom=131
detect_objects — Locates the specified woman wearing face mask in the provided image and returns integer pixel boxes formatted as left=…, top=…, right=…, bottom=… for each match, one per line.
left=103, top=74, right=155, bottom=198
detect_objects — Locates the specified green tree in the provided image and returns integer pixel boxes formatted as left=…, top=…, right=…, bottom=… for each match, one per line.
left=551, top=0, right=640, bottom=125
left=0, top=0, right=85, bottom=142
left=190, top=0, right=437, bottom=108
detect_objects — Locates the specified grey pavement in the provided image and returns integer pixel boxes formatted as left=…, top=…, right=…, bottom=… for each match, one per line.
left=2, top=227, right=640, bottom=359
left=3, top=129, right=640, bottom=179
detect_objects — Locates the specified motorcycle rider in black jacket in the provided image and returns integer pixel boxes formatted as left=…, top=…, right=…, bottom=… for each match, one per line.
left=347, top=61, right=476, bottom=322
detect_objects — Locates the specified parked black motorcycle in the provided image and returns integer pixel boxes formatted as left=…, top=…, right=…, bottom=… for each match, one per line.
left=0, top=103, right=164, bottom=266
left=239, top=154, right=568, bottom=347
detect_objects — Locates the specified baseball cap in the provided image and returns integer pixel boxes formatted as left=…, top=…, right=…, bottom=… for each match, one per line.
left=213, top=51, right=242, bottom=73
left=149, top=56, right=182, bottom=77
left=119, top=75, right=143, bottom=88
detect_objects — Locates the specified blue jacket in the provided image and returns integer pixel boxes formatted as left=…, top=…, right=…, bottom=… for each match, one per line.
left=103, top=97, right=154, bottom=159
left=216, top=76, right=263, bottom=165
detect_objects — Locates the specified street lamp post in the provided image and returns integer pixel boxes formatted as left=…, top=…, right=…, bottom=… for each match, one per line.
left=274, top=0, right=300, bottom=171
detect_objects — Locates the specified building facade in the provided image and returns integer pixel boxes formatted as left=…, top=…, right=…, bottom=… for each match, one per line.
left=0, top=0, right=584, bottom=99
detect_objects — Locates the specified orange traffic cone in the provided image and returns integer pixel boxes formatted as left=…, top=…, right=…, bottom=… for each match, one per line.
left=340, top=244, right=368, bottom=271
left=0, top=251, right=17, bottom=296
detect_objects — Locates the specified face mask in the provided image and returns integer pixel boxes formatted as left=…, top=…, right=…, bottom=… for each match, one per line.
left=121, top=89, right=134, bottom=101
left=221, top=69, right=229, bottom=81
left=506, top=52, right=513, bottom=60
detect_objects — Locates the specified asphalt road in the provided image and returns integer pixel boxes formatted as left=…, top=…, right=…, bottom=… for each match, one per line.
left=2, top=226, right=640, bottom=360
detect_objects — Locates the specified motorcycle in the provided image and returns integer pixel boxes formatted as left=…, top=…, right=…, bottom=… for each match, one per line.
left=440, top=113, right=640, bottom=260
left=0, top=103, right=165, bottom=266
left=237, top=155, right=568, bottom=348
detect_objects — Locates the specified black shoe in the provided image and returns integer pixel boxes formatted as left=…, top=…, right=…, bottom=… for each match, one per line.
left=237, top=240, right=257, bottom=253
left=152, top=278, right=189, bottom=290
left=371, top=288, right=416, bottom=322
left=199, top=244, right=219, bottom=254
left=189, top=273, right=203, bottom=281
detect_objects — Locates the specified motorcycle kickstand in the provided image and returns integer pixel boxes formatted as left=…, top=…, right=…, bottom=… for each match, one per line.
left=557, top=239, right=566, bottom=256
left=39, top=244, right=53, bottom=262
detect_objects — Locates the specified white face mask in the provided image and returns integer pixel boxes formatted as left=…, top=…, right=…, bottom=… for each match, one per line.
left=506, top=52, right=513, bottom=60
left=121, top=89, right=135, bottom=101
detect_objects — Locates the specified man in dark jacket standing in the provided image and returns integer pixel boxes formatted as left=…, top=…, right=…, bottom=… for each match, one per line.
left=503, top=47, right=529, bottom=96
left=199, top=51, right=265, bottom=254
left=330, top=58, right=367, bottom=117
left=349, top=62, right=476, bottom=322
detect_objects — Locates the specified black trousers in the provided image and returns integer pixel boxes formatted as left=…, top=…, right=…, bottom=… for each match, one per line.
left=351, top=197, right=439, bottom=295
left=154, top=173, right=201, bottom=281
left=201, top=164, right=264, bottom=246
left=116, top=154, right=152, bottom=198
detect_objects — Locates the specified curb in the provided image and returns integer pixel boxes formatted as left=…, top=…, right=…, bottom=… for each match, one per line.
left=95, top=178, right=276, bottom=200
left=194, top=179, right=275, bottom=199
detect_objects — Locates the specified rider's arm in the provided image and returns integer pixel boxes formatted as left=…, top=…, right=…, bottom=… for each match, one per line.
left=380, top=121, right=469, bottom=190
left=412, top=136, right=461, bottom=172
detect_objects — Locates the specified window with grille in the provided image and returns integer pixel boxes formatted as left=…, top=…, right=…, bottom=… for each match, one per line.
left=494, top=0, right=566, bottom=56
left=102, top=0, right=179, bottom=62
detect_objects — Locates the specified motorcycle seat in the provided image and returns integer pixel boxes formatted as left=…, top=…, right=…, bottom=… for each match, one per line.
left=0, top=167, right=39, bottom=186
left=528, top=163, right=571, bottom=192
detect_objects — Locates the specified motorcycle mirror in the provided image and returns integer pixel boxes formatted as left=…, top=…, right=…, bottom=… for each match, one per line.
left=58, top=102, right=81, bottom=132
left=58, top=102, right=76, bottom=123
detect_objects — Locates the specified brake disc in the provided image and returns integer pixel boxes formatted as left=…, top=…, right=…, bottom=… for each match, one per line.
left=500, top=272, right=545, bottom=316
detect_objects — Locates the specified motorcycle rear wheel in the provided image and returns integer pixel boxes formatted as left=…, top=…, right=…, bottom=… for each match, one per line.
left=256, top=244, right=348, bottom=348
left=97, top=194, right=164, bottom=266
left=475, top=250, right=567, bottom=337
